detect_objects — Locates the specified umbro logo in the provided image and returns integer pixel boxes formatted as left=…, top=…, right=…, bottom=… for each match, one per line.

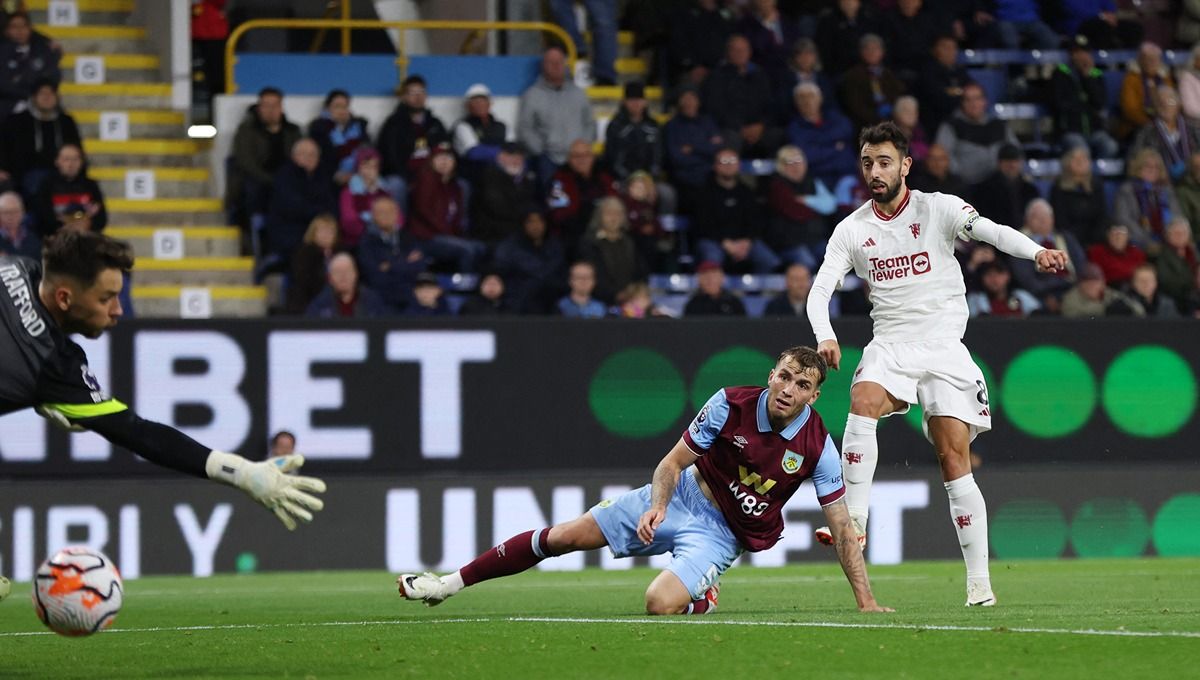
left=733, top=435, right=748, bottom=449
left=862, top=237, right=877, bottom=248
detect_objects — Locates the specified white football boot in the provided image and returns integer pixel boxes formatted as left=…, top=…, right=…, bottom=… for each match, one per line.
left=965, top=579, right=997, bottom=607
left=397, top=572, right=452, bottom=607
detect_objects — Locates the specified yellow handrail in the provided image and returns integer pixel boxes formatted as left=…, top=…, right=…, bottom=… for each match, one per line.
left=223, top=19, right=577, bottom=95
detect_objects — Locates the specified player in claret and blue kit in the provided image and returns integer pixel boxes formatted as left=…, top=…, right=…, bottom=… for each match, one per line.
left=399, top=346, right=892, bottom=614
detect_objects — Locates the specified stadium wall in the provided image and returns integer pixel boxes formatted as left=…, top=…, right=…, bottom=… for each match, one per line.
left=0, top=319, right=1196, bottom=478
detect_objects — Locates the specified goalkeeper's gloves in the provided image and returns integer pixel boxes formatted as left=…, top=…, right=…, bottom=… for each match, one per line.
left=205, top=451, right=327, bottom=530
left=35, top=404, right=85, bottom=432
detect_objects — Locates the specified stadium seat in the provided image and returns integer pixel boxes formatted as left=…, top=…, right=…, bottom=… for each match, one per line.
left=1104, top=70, right=1125, bottom=111
left=1095, top=159, right=1125, bottom=177
left=1024, top=158, right=1061, bottom=178
left=741, top=159, right=775, bottom=177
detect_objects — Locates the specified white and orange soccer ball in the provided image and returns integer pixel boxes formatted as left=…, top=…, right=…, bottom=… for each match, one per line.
left=31, top=547, right=123, bottom=637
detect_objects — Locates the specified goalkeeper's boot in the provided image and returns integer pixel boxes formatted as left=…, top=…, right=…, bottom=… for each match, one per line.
left=965, top=579, right=996, bottom=607
left=814, top=517, right=867, bottom=550
left=397, top=572, right=452, bottom=607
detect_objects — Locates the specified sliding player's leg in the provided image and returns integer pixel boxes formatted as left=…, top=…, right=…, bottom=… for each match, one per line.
left=397, top=512, right=607, bottom=607
left=644, top=479, right=740, bottom=615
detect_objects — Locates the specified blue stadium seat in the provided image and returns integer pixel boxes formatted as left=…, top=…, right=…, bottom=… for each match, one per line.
left=1095, top=158, right=1125, bottom=177
left=967, top=68, right=1008, bottom=104
left=1024, top=158, right=1061, bottom=178
left=1033, top=179, right=1052, bottom=198
left=1104, top=70, right=1125, bottom=112
left=439, top=273, right=479, bottom=292
left=741, top=159, right=775, bottom=176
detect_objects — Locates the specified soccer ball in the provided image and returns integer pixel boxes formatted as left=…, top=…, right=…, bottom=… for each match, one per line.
left=32, top=547, right=123, bottom=637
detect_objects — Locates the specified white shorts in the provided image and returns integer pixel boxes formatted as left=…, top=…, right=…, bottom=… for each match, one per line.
left=851, top=338, right=992, bottom=442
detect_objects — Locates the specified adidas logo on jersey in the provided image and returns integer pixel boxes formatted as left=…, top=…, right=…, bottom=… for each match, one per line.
left=862, top=238, right=877, bottom=249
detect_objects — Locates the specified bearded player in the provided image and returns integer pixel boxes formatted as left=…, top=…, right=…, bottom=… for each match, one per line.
left=807, top=122, right=1068, bottom=607
left=399, top=347, right=892, bottom=615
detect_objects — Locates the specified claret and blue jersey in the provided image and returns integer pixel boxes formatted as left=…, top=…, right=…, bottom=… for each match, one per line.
left=683, top=386, right=845, bottom=552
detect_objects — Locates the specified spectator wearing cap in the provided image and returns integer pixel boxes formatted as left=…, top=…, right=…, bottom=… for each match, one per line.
left=1113, top=147, right=1182, bottom=246
left=33, top=143, right=105, bottom=237
left=684, top=260, right=746, bottom=316
left=1061, top=262, right=1127, bottom=318
left=518, top=46, right=595, bottom=188
left=0, top=190, right=38, bottom=259
left=1012, top=199, right=1087, bottom=311
left=308, top=89, right=370, bottom=189
left=0, top=12, right=60, bottom=119
left=471, top=141, right=539, bottom=244
left=357, top=195, right=428, bottom=312
left=1119, top=42, right=1175, bottom=141
left=918, top=35, right=970, bottom=137
left=378, top=74, right=449, bottom=183
left=774, top=38, right=835, bottom=124
left=493, top=209, right=567, bottom=313
left=1129, top=86, right=1200, bottom=182
left=405, top=272, right=453, bottom=316
left=338, top=146, right=393, bottom=249
left=407, top=143, right=482, bottom=272
left=450, top=83, right=508, bottom=181
left=966, top=260, right=1042, bottom=318
left=0, top=79, right=80, bottom=197
left=663, top=84, right=724, bottom=209
left=1087, top=223, right=1146, bottom=287
left=226, top=86, right=302, bottom=246
left=557, top=260, right=607, bottom=318
left=579, top=196, right=648, bottom=304
left=458, top=270, right=513, bottom=316
left=701, top=34, right=781, bottom=159
left=736, top=0, right=802, bottom=88
left=935, top=81, right=1019, bottom=185
left=970, top=143, right=1040, bottom=232
left=604, top=82, right=663, bottom=183
left=265, top=137, right=336, bottom=265
left=693, top=147, right=780, bottom=274
left=839, top=33, right=905, bottom=132
left=547, top=139, right=618, bottom=255
left=1050, top=35, right=1119, bottom=160
left=305, top=251, right=390, bottom=318
left=785, top=82, right=857, bottom=187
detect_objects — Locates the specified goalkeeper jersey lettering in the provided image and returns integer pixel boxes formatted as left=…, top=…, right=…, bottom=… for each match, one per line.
left=0, top=255, right=124, bottom=417
left=683, top=386, right=844, bottom=552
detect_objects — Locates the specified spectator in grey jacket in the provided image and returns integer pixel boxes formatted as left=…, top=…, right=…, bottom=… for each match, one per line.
left=934, top=82, right=1018, bottom=185
left=518, top=46, right=595, bottom=188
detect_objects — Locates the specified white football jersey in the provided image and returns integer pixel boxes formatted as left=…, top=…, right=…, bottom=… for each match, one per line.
left=815, top=189, right=983, bottom=343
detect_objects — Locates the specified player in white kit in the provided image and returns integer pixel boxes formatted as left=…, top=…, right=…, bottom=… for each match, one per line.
left=806, top=122, right=1068, bottom=607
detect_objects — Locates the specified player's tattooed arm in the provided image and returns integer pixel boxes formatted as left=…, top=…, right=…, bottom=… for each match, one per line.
left=823, top=499, right=894, bottom=613
left=637, top=438, right=698, bottom=544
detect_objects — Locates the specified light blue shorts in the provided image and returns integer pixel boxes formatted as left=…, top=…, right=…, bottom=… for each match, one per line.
left=591, top=470, right=742, bottom=600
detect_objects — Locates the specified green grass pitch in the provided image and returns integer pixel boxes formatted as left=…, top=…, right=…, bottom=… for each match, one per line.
left=1, top=558, right=1197, bottom=679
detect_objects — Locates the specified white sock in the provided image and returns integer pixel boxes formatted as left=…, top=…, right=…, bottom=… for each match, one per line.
left=842, top=414, right=879, bottom=531
left=443, top=570, right=465, bottom=595
left=944, top=474, right=990, bottom=582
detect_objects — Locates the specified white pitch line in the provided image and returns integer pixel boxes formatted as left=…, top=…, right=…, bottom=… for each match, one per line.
left=0, top=616, right=1197, bottom=640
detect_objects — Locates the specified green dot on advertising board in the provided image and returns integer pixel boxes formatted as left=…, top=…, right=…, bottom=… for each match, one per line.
left=589, top=349, right=686, bottom=438
left=1153, top=494, right=1200, bottom=557
left=690, top=347, right=776, bottom=411
left=817, top=346, right=864, bottom=441
left=1070, top=497, right=1150, bottom=558
left=991, top=499, right=1068, bottom=559
left=1102, top=346, right=1197, bottom=438
left=1001, top=347, right=1096, bottom=438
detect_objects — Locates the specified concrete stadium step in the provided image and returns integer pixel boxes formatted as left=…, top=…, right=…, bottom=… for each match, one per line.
left=107, top=225, right=241, bottom=259
left=40, top=25, right=148, bottom=54
left=587, top=84, right=663, bottom=101
left=131, top=285, right=267, bottom=318
left=93, top=167, right=212, bottom=199
left=83, top=138, right=210, bottom=167
left=131, top=257, right=255, bottom=286
left=61, top=82, right=171, bottom=109
left=62, top=54, right=160, bottom=83
left=107, top=198, right=225, bottom=226
left=75, top=109, right=186, bottom=138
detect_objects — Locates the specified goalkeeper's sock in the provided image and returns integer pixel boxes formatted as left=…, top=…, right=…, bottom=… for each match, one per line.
left=842, top=414, right=879, bottom=531
left=945, top=474, right=990, bottom=581
left=459, top=528, right=555, bottom=588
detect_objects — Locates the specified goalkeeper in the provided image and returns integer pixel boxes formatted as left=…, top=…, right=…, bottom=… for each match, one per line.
left=0, top=231, right=326, bottom=534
